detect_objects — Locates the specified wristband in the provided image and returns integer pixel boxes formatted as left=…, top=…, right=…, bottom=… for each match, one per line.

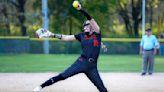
left=54, top=34, right=62, bottom=39
left=79, top=9, right=92, bottom=20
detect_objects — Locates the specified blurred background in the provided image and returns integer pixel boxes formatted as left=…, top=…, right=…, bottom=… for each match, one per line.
left=0, top=0, right=164, bottom=55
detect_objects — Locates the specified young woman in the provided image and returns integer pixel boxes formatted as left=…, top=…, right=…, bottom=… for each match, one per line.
left=34, top=2, right=108, bottom=92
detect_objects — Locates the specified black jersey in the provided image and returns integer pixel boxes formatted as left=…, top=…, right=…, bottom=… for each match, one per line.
left=75, top=32, right=101, bottom=61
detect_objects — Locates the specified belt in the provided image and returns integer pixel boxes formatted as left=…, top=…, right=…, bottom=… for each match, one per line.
left=80, top=55, right=95, bottom=63
left=88, top=58, right=95, bottom=62
left=144, top=49, right=154, bottom=51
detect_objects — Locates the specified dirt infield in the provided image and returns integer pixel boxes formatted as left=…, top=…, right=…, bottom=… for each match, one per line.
left=0, top=73, right=164, bottom=92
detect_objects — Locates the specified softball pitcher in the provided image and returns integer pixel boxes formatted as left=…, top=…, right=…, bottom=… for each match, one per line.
left=34, top=1, right=108, bottom=92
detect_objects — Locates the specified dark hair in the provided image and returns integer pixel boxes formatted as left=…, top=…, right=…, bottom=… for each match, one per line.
left=146, top=28, right=151, bottom=32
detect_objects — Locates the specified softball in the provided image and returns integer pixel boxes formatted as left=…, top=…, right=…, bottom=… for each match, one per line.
left=72, top=1, right=79, bottom=8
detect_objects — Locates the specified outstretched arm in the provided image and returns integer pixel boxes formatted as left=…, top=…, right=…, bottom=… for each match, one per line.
left=35, top=28, right=76, bottom=41
left=53, top=34, right=76, bottom=41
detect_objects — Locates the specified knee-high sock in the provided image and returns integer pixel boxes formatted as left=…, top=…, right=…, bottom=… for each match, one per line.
left=41, top=74, right=65, bottom=88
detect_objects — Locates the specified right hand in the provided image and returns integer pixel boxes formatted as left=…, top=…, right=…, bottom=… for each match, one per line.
left=72, top=1, right=81, bottom=10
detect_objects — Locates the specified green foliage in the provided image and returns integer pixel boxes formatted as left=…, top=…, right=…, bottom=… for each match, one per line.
left=0, top=28, right=6, bottom=36
left=0, top=0, right=164, bottom=38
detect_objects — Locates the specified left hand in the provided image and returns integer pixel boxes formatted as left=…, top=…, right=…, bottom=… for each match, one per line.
left=36, top=28, right=54, bottom=38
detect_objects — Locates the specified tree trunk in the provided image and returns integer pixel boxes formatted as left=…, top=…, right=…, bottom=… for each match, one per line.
left=69, top=17, right=72, bottom=35
left=2, top=4, right=10, bottom=35
left=132, top=0, right=141, bottom=37
left=18, top=0, right=26, bottom=36
left=134, top=20, right=139, bottom=37
left=11, top=0, right=27, bottom=36
left=18, top=14, right=26, bottom=36
left=150, top=2, right=153, bottom=29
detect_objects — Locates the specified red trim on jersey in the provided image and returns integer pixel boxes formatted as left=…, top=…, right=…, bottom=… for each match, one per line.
left=84, top=34, right=96, bottom=40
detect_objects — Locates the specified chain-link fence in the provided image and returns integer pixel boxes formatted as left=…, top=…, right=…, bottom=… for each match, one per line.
left=1, top=37, right=164, bottom=55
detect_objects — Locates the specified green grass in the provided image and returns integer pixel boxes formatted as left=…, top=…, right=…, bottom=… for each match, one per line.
left=0, top=54, right=163, bottom=73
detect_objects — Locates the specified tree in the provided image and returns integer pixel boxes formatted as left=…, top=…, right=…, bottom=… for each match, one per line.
left=131, top=0, right=142, bottom=37
left=146, top=0, right=158, bottom=29
left=11, top=0, right=27, bottom=36
left=0, top=3, right=10, bottom=35
left=32, top=0, right=115, bottom=37
left=117, top=0, right=142, bottom=37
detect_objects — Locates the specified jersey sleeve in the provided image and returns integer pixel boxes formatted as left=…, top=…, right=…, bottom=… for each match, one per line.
left=153, top=35, right=160, bottom=49
left=74, top=33, right=82, bottom=42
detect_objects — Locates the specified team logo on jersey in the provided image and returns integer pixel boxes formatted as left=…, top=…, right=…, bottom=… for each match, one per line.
left=93, top=39, right=99, bottom=47
left=84, top=35, right=96, bottom=40
left=84, top=34, right=99, bottom=47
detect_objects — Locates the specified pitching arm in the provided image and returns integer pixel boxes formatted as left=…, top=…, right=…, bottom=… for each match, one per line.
left=79, top=10, right=100, bottom=33
left=73, top=1, right=100, bottom=33
left=89, top=19, right=100, bottom=33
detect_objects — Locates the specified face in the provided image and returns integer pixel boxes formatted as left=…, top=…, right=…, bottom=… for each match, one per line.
left=83, top=20, right=93, bottom=34
left=146, top=31, right=152, bottom=36
left=84, top=24, right=91, bottom=32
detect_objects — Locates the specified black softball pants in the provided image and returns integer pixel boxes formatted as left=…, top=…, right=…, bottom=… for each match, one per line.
left=41, top=60, right=108, bottom=92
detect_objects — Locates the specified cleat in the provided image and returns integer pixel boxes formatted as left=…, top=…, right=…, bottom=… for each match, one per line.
left=33, top=86, right=42, bottom=92
left=141, top=73, right=146, bottom=76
